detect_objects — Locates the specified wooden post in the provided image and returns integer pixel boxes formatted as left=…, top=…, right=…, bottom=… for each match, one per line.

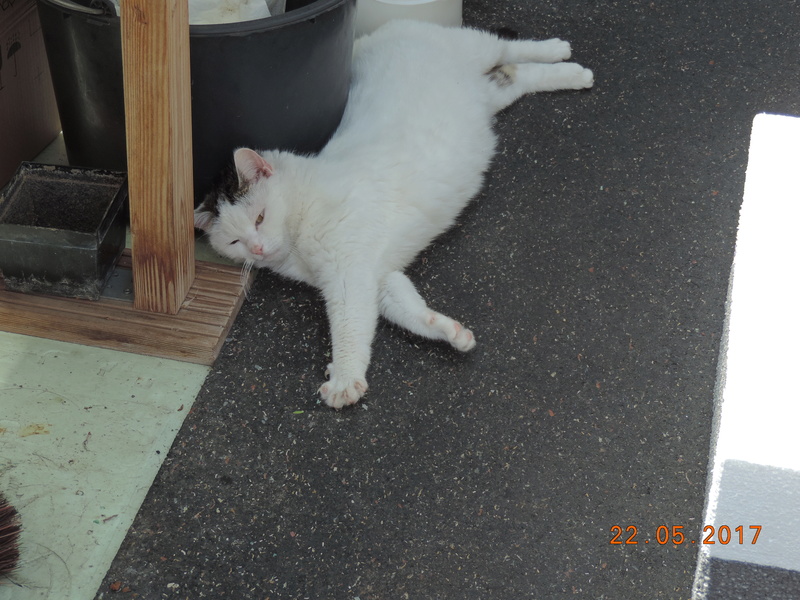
left=121, top=0, right=195, bottom=314
left=0, top=0, right=251, bottom=363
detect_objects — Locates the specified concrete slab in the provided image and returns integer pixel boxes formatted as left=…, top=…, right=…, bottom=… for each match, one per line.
left=0, top=333, right=207, bottom=599
left=692, top=114, right=800, bottom=599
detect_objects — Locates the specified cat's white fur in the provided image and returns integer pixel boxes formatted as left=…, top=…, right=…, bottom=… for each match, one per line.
left=195, top=20, right=593, bottom=409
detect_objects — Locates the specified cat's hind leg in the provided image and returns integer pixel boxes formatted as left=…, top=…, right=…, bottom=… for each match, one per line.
left=447, top=27, right=570, bottom=70
left=487, top=61, right=593, bottom=111
left=379, top=271, right=476, bottom=352
left=500, top=38, right=572, bottom=64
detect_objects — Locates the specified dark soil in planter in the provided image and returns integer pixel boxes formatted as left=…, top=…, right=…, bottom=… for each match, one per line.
left=0, top=167, right=121, bottom=234
left=0, top=163, right=128, bottom=300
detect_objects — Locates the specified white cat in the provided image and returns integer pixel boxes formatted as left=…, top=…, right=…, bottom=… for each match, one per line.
left=194, top=20, right=593, bottom=409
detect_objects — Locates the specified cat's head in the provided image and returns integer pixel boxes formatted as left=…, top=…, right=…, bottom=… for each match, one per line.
left=194, top=147, right=289, bottom=265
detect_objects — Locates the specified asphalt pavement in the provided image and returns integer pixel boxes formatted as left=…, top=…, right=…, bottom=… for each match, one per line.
left=98, top=1, right=800, bottom=598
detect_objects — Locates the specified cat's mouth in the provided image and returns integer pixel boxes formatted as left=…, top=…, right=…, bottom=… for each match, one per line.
left=244, top=242, right=278, bottom=262
left=252, top=246, right=287, bottom=264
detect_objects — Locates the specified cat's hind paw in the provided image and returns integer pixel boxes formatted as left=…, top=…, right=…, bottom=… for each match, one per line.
left=569, top=65, right=594, bottom=89
left=319, top=364, right=368, bottom=409
left=540, top=38, right=572, bottom=63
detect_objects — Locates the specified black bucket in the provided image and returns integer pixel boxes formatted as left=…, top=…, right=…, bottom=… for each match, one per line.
left=36, top=0, right=355, bottom=202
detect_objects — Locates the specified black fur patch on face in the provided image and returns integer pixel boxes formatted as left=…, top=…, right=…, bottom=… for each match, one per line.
left=199, top=161, right=250, bottom=217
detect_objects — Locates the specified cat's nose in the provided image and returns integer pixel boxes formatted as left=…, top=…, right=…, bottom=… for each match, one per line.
left=249, top=244, right=264, bottom=256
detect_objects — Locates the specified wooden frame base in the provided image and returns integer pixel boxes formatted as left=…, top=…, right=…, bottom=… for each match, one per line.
left=0, top=252, right=250, bottom=365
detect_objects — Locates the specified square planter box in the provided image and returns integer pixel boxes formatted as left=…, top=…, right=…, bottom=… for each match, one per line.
left=0, top=162, right=127, bottom=300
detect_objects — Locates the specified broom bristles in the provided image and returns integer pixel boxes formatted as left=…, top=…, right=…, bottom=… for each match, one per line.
left=0, top=493, right=21, bottom=577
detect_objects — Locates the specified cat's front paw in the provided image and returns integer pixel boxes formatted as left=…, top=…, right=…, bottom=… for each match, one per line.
left=427, top=312, right=477, bottom=352
left=449, top=321, right=477, bottom=352
left=319, top=363, right=368, bottom=409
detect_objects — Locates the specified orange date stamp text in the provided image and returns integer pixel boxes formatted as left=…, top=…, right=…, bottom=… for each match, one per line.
left=609, top=525, right=762, bottom=546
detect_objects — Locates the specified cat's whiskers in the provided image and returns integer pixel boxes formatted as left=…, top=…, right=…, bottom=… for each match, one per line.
left=286, top=241, right=311, bottom=270
left=240, top=259, right=255, bottom=297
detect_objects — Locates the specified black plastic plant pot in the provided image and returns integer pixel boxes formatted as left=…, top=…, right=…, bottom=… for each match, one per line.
left=36, top=0, right=356, bottom=203
left=0, top=163, right=127, bottom=300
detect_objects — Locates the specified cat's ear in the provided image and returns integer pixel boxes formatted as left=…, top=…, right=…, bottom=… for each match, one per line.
left=194, top=203, right=216, bottom=232
left=233, top=147, right=273, bottom=185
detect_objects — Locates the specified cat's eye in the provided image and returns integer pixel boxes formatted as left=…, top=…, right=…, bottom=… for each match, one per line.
left=229, top=239, right=239, bottom=245
left=255, top=212, right=264, bottom=226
